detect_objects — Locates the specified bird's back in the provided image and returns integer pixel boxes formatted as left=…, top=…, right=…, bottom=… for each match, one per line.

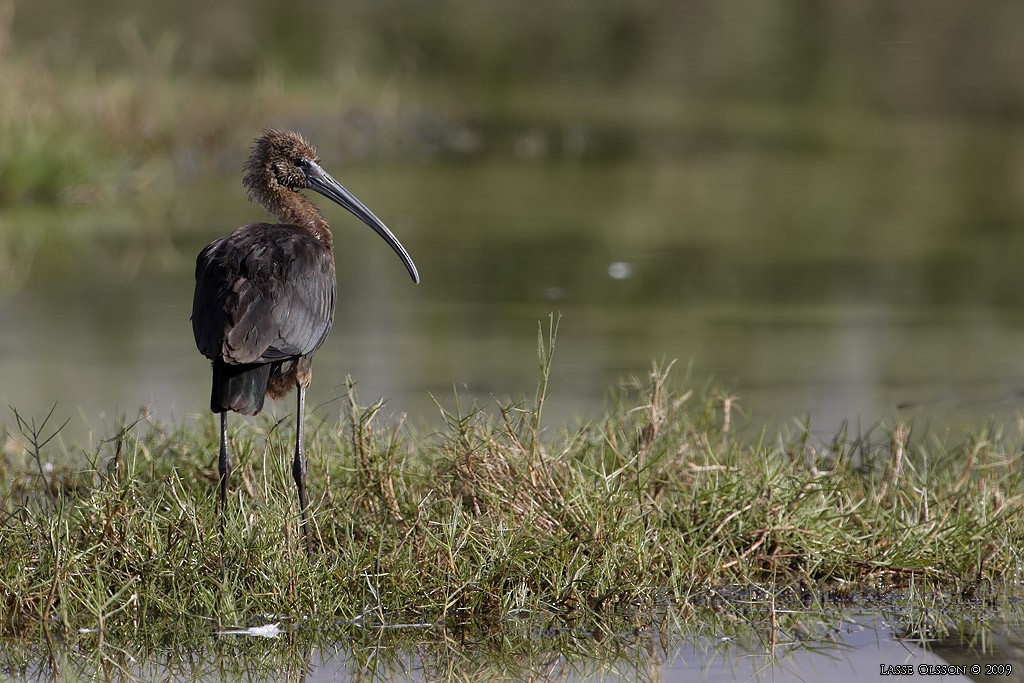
left=192, top=223, right=336, bottom=414
left=192, top=223, right=337, bottom=365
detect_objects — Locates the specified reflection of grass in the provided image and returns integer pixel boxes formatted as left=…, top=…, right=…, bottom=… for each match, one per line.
left=2, top=597, right=1016, bottom=681
left=2, top=323, right=1022, bottom=640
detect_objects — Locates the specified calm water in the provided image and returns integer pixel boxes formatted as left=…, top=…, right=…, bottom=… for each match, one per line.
left=4, top=148, right=1024, bottom=445
left=5, top=3, right=1024, bottom=444
left=6, top=607, right=1023, bottom=682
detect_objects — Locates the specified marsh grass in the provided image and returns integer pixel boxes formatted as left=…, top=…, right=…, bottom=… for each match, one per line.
left=2, top=320, right=1024, bottom=640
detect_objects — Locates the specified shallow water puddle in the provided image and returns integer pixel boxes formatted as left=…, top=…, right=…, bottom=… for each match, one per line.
left=655, top=614, right=980, bottom=683
left=6, top=607, right=1021, bottom=681
left=290, top=614, right=1016, bottom=681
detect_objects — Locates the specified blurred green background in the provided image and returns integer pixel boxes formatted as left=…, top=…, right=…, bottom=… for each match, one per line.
left=2, top=0, right=1024, bottom=441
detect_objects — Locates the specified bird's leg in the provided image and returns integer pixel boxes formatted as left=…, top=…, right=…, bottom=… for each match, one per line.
left=293, top=383, right=311, bottom=553
left=218, top=411, right=231, bottom=516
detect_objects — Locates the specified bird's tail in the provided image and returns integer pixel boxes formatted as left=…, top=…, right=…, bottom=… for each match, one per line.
left=211, top=358, right=272, bottom=415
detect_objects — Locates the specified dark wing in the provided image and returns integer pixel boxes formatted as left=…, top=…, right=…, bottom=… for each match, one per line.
left=191, top=223, right=336, bottom=365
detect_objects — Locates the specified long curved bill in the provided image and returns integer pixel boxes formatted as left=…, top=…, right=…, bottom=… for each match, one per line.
left=305, top=161, right=420, bottom=284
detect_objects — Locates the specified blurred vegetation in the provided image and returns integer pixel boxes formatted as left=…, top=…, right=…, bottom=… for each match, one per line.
left=11, top=0, right=1024, bottom=109
left=4, top=0, right=1024, bottom=196
left=3, top=0, right=1024, bottom=291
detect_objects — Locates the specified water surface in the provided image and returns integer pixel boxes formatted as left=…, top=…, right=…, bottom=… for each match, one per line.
left=4, top=146, right=1024, bottom=445
left=6, top=604, right=1020, bottom=682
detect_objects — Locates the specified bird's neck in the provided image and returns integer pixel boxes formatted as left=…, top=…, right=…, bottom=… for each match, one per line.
left=267, top=191, right=334, bottom=249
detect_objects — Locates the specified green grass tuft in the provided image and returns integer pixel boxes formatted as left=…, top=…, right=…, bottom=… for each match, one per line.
left=2, top=323, right=1024, bottom=639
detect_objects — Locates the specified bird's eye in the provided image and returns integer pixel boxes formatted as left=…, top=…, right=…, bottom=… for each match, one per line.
left=295, top=158, right=309, bottom=169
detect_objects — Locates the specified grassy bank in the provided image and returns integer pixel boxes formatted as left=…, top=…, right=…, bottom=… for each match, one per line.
left=2, top=328, right=1023, bottom=638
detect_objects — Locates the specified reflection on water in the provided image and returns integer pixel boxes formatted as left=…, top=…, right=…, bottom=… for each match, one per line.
left=4, top=154, right=1024, bottom=445
left=5, top=598, right=1020, bottom=682
left=929, top=624, right=1024, bottom=683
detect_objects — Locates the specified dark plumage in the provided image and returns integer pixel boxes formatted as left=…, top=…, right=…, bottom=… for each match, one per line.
left=191, top=129, right=419, bottom=548
left=193, top=223, right=335, bottom=413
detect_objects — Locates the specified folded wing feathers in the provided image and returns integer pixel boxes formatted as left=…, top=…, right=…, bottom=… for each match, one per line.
left=192, top=223, right=336, bottom=367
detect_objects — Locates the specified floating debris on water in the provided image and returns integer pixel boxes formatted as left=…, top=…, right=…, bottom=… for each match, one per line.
left=608, top=261, right=632, bottom=279
left=217, top=623, right=282, bottom=639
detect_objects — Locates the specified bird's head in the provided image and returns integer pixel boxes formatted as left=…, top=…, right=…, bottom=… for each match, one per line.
left=244, top=129, right=319, bottom=194
left=243, top=129, right=420, bottom=284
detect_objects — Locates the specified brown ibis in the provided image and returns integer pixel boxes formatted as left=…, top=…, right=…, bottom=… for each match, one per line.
left=191, top=129, right=419, bottom=547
